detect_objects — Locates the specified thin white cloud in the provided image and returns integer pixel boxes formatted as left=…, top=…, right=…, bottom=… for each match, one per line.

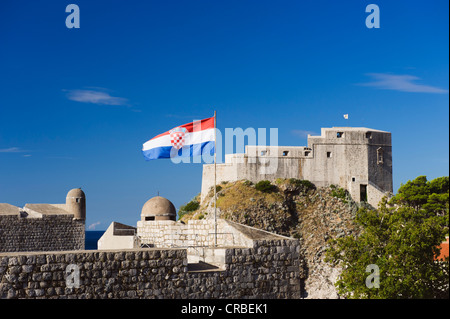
left=65, top=88, right=130, bottom=106
left=0, top=147, right=28, bottom=153
left=88, top=221, right=101, bottom=230
left=291, top=130, right=317, bottom=138
left=359, top=73, right=448, bottom=94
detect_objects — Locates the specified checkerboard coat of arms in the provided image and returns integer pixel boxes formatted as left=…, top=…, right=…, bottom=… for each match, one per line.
left=169, top=126, right=188, bottom=150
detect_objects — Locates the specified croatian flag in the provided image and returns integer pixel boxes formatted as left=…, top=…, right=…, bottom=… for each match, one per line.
left=142, top=117, right=215, bottom=161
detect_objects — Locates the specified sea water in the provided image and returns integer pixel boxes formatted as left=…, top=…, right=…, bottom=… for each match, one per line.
left=85, top=231, right=104, bottom=250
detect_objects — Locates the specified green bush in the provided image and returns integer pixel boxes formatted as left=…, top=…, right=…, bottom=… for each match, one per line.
left=255, top=180, right=274, bottom=193
left=288, top=178, right=315, bottom=190
left=184, top=200, right=200, bottom=212
left=207, top=185, right=223, bottom=198
left=178, top=199, right=200, bottom=220
left=243, top=180, right=253, bottom=186
left=330, top=184, right=348, bottom=202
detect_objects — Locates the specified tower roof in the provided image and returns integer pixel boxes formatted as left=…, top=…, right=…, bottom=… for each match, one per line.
left=66, top=188, right=85, bottom=198
left=141, top=196, right=176, bottom=219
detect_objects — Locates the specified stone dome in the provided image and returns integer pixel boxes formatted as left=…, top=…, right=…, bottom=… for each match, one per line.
left=141, top=196, right=176, bottom=221
left=66, top=188, right=85, bottom=199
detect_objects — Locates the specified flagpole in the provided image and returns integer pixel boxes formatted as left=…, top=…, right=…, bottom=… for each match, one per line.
left=213, top=110, right=217, bottom=247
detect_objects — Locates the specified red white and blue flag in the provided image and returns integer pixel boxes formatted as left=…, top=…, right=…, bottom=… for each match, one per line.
left=142, top=117, right=215, bottom=161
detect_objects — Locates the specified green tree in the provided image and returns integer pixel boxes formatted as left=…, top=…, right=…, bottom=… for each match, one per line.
left=177, top=198, right=200, bottom=220
left=255, top=180, right=275, bottom=193
left=391, top=176, right=449, bottom=214
left=325, top=176, right=449, bottom=299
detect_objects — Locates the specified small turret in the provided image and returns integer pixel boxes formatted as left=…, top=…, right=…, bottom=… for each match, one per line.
left=66, top=188, right=86, bottom=220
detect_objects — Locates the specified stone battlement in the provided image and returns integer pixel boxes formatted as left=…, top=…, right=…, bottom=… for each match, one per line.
left=201, top=127, right=393, bottom=207
left=0, top=239, right=302, bottom=299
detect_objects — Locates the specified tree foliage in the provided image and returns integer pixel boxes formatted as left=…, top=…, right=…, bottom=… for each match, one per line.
left=391, top=176, right=449, bottom=214
left=330, top=184, right=350, bottom=203
left=177, top=198, right=200, bottom=220
left=287, top=178, right=316, bottom=191
left=255, top=180, right=275, bottom=193
left=325, top=176, right=449, bottom=298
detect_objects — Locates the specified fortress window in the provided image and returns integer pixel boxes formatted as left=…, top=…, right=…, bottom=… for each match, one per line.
left=336, top=132, right=344, bottom=138
left=304, top=151, right=311, bottom=156
left=260, top=150, right=267, bottom=156
left=76, top=198, right=80, bottom=203
left=145, top=216, right=155, bottom=221
left=352, top=177, right=356, bottom=182
left=366, top=132, right=372, bottom=139
left=327, top=152, right=332, bottom=158
left=377, top=147, right=384, bottom=165
left=282, top=151, right=289, bottom=156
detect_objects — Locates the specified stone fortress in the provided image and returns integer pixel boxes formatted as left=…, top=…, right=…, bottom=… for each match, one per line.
left=0, top=126, right=393, bottom=299
left=0, top=188, right=85, bottom=253
left=99, top=196, right=299, bottom=265
left=1, top=193, right=302, bottom=299
left=202, top=127, right=393, bottom=208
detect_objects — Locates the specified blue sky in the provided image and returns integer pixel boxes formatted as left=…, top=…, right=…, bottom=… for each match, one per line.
left=0, top=0, right=448, bottom=230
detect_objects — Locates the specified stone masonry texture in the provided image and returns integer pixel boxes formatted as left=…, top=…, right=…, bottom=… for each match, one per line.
left=0, top=239, right=301, bottom=299
left=0, top=215, right=85, bottom=253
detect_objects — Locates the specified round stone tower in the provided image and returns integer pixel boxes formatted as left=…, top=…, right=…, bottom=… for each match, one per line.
left=141, top=196, right=176, bottom=221
left=66, top=188, right=86, bottom=220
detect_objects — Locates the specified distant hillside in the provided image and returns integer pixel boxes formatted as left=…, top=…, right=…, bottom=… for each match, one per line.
left=179, top=178, right=367, bottom=298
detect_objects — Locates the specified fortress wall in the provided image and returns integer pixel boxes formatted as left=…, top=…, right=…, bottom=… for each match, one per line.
left=136, top=220, right=256, bottom=249
left=201, top=128, right=393, bottom=207
left=137, top=220, right=217, bottom=248
left=0, top=214, right=85, bottom=253
left=0, top=240, right=302, bottom=299
left=190, top=239, right=302, bottom=299
left=368, top=145, right=393, bottom=193
left=201, top=162, right=236, bottom=202
left=367, top=183, right=391, bottom=209
left=302, top=143, right=369, bottom=202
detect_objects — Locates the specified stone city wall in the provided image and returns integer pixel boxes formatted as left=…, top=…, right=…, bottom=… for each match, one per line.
left=136, top=219, right=253, bottom=250
left=0, top=214, right=85, bottom=253
left=0, top=239, right=302, bottom=299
